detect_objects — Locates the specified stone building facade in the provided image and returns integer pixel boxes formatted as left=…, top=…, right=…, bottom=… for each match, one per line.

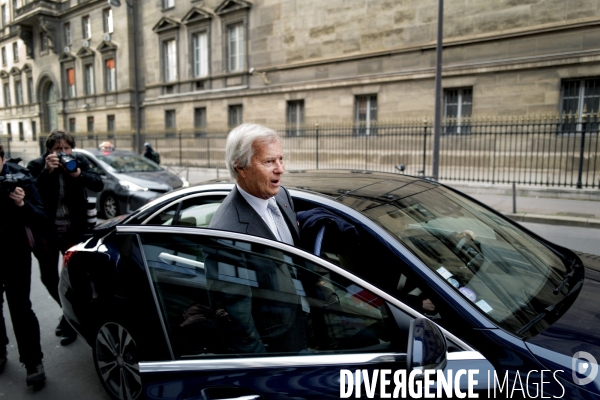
left=1, top=0, right=599, bottom=157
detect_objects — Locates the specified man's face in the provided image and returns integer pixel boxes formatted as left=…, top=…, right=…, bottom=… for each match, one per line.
left=0, top=156, right=4, bottom=173
left=238, top=139, right=284, bottom=199
left=49, top=140, right=73, bottom=155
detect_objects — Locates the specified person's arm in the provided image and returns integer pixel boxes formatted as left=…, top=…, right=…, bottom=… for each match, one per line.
left=10, top=179, right=46, bottom=228
left=68, top=154, right=104, bottom=192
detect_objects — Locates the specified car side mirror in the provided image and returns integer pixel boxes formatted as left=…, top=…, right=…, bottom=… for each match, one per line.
left=407, top=317, right=448, bottom=376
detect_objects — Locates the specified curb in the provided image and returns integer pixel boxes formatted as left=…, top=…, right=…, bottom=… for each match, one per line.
left=504, top=213, right=600, bottom=229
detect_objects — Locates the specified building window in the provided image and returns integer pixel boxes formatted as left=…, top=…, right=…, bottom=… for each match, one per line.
left=12, top=42, right=18, bottom=63
left=194, top=107, right=206, bottom=136
left=1, top=6, right=6, bottom=29
left=228, top=104, right=243, bottom=128
left=27, top=76, right=33, bottom=103
left=3, top=82, right=10, bottom=107
left=32, top=120, right=36, bottom=141
left=354, top=95, right=377, bottom=136
left=87, top=116, right=94, bottom=134
left=192, top=32, right=208, bottom=78
left=165, top=109, right=176, bottom=137
left=444, top=88, right=472, bottom=134
left=66, top=67, right=76, bottom=98
left=84, top=63, right=94, bottom=95
left=227, top=23, right=244, bottom=72
left=82, top=16, right=91, bottom=39
left=15, top=80, right=22, bottom=105
left=103, top=8, right=113, bottom=34
left=163, top=39, right=177, bottom=82
left=69, top=118, right=76, bottom=133
left=286, top=100, right=305, bottom=136
left=64, top=23, right=71, bottom=45
left=560, top=78, right=600, bottom=133
left=18, top=122, right=24, bottom=141
left=6, top=122, right=11, bottom=137
left=1, top=47, right=6, bottom=66
left=40, top=32, right=48, bottom=53
left=162, top=0, right=174, bottom=9
left=105, top=58, right=115, bottom=92
left=107, top=115, right=115, bottom=135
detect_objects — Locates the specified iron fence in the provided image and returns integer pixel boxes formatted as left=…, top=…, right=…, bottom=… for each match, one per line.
left=2, top=114, right=598, bottom=188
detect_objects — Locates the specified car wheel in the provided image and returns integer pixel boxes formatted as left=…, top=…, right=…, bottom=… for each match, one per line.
left=102, top=194, right=119, bottom=219
left=93, top=322, right=142, bottom=400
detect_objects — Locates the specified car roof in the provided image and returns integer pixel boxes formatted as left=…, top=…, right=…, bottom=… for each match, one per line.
left=75, top=148, right=142, bottom=157
left=192, top=170, right=440, bottom=212
left=126, top=169, right=442, bottom=224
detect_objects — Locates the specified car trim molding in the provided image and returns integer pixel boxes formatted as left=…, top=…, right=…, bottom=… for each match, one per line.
left=139, top=351, right=485, bottom=374
left=117, top=225, right=474, bottom=353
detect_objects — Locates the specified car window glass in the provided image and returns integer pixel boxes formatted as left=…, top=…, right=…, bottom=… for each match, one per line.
left=139, top=232, right=401, bottom=359
left=176, top=196, right=223, bottom=227
left=79, top=154, right=105, bottom=176
left=145, top=195, right=224, bottom=226
left=97, top=153, right=161, bottom=173
left=294, top=199, right=441, bottom=324
left=361, top=186, right=572, bottom=337
left=146, top=203, right=180, bottom=225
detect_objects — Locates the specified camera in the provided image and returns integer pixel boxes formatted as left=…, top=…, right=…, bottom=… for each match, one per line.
left=0, top=172, right=33, bottom=196
left=57, top=152, right=78, bottom=172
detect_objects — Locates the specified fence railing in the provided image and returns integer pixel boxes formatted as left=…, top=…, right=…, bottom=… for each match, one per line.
left=2, top=115, right=599, bottom=188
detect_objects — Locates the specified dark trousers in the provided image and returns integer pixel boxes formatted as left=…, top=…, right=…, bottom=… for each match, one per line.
left=0, top=242, right=43, bottom=365
left=35, top=232, right=80, bottom=307
left=35, top=232, right=80, bottom=334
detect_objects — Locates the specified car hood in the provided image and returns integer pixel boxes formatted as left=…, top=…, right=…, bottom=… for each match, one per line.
left=526, top=251, right=600, bottom=395
left=113, top=170, right=183, bottom=191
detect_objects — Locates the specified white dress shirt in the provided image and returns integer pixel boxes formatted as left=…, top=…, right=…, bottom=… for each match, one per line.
left=236, top=184, right=281, bottom=240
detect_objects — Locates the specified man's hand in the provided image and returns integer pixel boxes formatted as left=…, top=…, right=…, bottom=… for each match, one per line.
left=69, top=168, right=81, bottom=178
left=44, top=152, right=60, bottom=172
left=422, top=298, right=436, bottom=313
left=9, top=187, right=25, bottom=207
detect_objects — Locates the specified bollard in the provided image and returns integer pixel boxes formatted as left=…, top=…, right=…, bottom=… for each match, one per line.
left=512, top=182, right=517, bottom=214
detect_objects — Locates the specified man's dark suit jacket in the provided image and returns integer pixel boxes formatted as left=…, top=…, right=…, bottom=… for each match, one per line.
left=208, top=185, right=300, bottom=245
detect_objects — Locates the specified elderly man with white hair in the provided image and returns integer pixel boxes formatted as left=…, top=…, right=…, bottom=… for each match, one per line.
left=209, top=123, right=299, bottom=245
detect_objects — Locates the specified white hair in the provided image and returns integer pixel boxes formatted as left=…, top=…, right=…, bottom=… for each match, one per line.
left=225, top=123, right=281, bottom=180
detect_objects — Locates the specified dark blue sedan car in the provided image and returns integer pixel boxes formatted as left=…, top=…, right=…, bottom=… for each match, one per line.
left=59, top=170, right=600, bottom=400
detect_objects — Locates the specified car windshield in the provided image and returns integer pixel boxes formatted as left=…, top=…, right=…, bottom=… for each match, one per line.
left=96, top=153, right=162, bottom=173
left=361, top=185, right=578, bottom=337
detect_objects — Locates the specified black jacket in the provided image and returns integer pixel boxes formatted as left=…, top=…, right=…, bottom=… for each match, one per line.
left=0, top=161, right=46, bottom=249
left=27, top=152, right=103, bottom=237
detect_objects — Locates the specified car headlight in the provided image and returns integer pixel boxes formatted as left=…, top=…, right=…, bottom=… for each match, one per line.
left=180, top=177, right=190, bottom=188
left=119, top=180, right=148, bottom=192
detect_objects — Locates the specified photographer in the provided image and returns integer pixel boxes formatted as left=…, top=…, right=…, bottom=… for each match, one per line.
left=27, top=130, right=103, bottom=346
left=0, top=144, right=47, bottom=387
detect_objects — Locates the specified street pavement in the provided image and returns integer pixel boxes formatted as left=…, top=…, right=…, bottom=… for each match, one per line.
left=0, top=256, right=110, bottom=400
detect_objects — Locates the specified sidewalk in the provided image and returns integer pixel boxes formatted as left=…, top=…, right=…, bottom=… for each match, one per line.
left=167, top=166, right=600, bottom=229
left=442, top=181, right=600, bottom=229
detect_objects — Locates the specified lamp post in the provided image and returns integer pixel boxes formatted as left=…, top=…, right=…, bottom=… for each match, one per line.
left=108, top=0, right=142, bottom=154
left=432, top=0, right=444, bottom=181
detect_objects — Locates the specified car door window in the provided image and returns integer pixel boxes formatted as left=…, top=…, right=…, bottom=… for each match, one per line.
left=145, top=195, right=223, bottom=227
left=139, top=232, right=403, bottom=359
left=80, top=154, right=106, bottom=176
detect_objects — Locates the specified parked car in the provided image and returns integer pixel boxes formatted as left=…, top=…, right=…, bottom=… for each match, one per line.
left=59, top=170, right=599, bottom=400
left=74, top=148, right=188, bottom=218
